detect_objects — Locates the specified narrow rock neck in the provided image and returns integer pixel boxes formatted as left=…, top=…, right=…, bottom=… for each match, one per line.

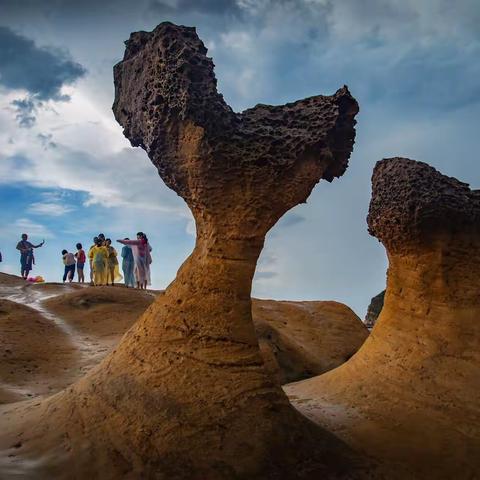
left=162, top=231, right=266, bottom=348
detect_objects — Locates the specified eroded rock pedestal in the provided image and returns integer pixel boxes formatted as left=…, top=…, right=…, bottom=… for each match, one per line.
left=287, top=158, right=480, bottom=479
left=0, top=23, right=364, bottom=479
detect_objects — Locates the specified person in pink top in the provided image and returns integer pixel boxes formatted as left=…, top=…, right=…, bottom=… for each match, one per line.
left=117, top=232, right=152, bottom=289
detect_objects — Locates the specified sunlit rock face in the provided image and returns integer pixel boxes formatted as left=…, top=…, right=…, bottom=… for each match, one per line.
left=287, top=158, right=480, bottom=479
left=0, top=22, right=363, bottom=479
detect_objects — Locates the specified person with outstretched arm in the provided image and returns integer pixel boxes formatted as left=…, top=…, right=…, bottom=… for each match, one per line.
left=16, top=233, right=44, bottom=279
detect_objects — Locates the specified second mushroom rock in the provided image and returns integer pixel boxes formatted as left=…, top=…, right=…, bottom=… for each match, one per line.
left=287, top=157, right=480, bottom=479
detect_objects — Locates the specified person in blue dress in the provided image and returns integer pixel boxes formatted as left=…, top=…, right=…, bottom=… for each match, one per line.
left=16, top=233, right=45, bottom=279
left=120, top=238, right=135, bottom=288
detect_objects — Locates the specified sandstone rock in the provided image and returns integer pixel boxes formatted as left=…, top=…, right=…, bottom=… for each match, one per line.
left=254, top=299, right=368, bottom=384
left=45, top=287, right=369, bottom=386
left=44, top=286, right=158, bottom=340
left=364, top=290, right=384, bottom=329
left=286, top=158, right=480, bottom=479
left=0, top=23, right=363, bottom=478
left=0, top=277, right=368, bottom=406
left=0, top=299, right=79, bottom=403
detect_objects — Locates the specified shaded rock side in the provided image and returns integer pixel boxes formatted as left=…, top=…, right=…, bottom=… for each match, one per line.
left=364, top=290, right=384, bottom=329
left=286, top=158, right=480, bottom=479
left=0, top=22, right=363, bottom=479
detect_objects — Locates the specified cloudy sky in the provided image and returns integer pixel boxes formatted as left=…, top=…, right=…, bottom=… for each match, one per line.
left=0, top=0, right=479, bottom=317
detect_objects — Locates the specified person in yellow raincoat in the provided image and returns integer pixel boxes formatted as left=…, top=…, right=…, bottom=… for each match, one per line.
left=105, top=238, right=122, bottom=286
left=89, top=238, right=108, bottom=286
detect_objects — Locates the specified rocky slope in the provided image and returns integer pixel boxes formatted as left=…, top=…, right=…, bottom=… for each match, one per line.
left=286, top=158, right=480, bottom=479
left=0, top=299, right=78, bottom=404
left=254, top=299, right=368, bottom=384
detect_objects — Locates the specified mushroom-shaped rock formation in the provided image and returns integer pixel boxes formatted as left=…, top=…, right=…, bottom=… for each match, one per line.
left=0, top=23, right=363, bottom=479
left=286, top=158, right=480, bottom=479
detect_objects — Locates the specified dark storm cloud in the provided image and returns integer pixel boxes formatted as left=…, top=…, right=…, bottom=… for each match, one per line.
left=0, top=26, right=86, bottom=127
left=150, top=0, right=240, bottom=15
left=11, top=97, right=36, bottom=127
left=0, top=26, right=86, bottom=101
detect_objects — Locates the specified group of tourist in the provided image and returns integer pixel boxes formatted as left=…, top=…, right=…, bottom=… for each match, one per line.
left=14, top=232, right=152, bottom=290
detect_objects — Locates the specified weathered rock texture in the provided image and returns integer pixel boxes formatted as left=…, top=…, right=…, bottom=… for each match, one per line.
left=254, top=299, right=368, bottom=384
left=0, top=299, right=78, bottom=404
left=44, top=286, right=157, bottom=340
left=286, top=158, right=480, bottom=479
left=0, top=23, right=363, bottom=479
left=364, top=290, right=384, bottom=329
left=45, top=286, right=368, bottom=386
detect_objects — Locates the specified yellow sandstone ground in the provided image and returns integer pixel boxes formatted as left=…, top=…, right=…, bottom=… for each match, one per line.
left=0, top=299, right=78, bottom=404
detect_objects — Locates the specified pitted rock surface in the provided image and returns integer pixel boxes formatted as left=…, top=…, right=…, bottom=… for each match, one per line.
left=368, top=158, right=480, bottom=251
left=113, top=22, right=358, bottom=235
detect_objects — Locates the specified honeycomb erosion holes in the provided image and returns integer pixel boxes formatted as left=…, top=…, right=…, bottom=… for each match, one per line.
left=0, top=22, right=369, bottom=479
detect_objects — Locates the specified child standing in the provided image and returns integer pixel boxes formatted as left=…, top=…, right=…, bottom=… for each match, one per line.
left=75, top=243, right=86, bottom=283
left=62, top=249, right=76, bottom=283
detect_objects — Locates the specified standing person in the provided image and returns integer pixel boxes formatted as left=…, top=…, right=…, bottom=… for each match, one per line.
left=62, top=249, right=76, bottom=283
left=75, top=243, right=86, bottom=283
left=117, top=232, right=152, bottom=290
left=16, top=234, right=45, bottom=279
left=88, top=237, right=98, bottom=285
left=105, top=239, right=122, bottom=286
left=89, top=238, right=108, bottom=286
left=120, top=239, right=135, bottom=288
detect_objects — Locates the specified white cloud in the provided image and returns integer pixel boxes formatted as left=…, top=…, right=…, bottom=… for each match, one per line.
left=0, top=84, right=189, bottom=218
left=28, top=202, right=74, bottom=216
left=0, top=218, right=55, bottom=240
